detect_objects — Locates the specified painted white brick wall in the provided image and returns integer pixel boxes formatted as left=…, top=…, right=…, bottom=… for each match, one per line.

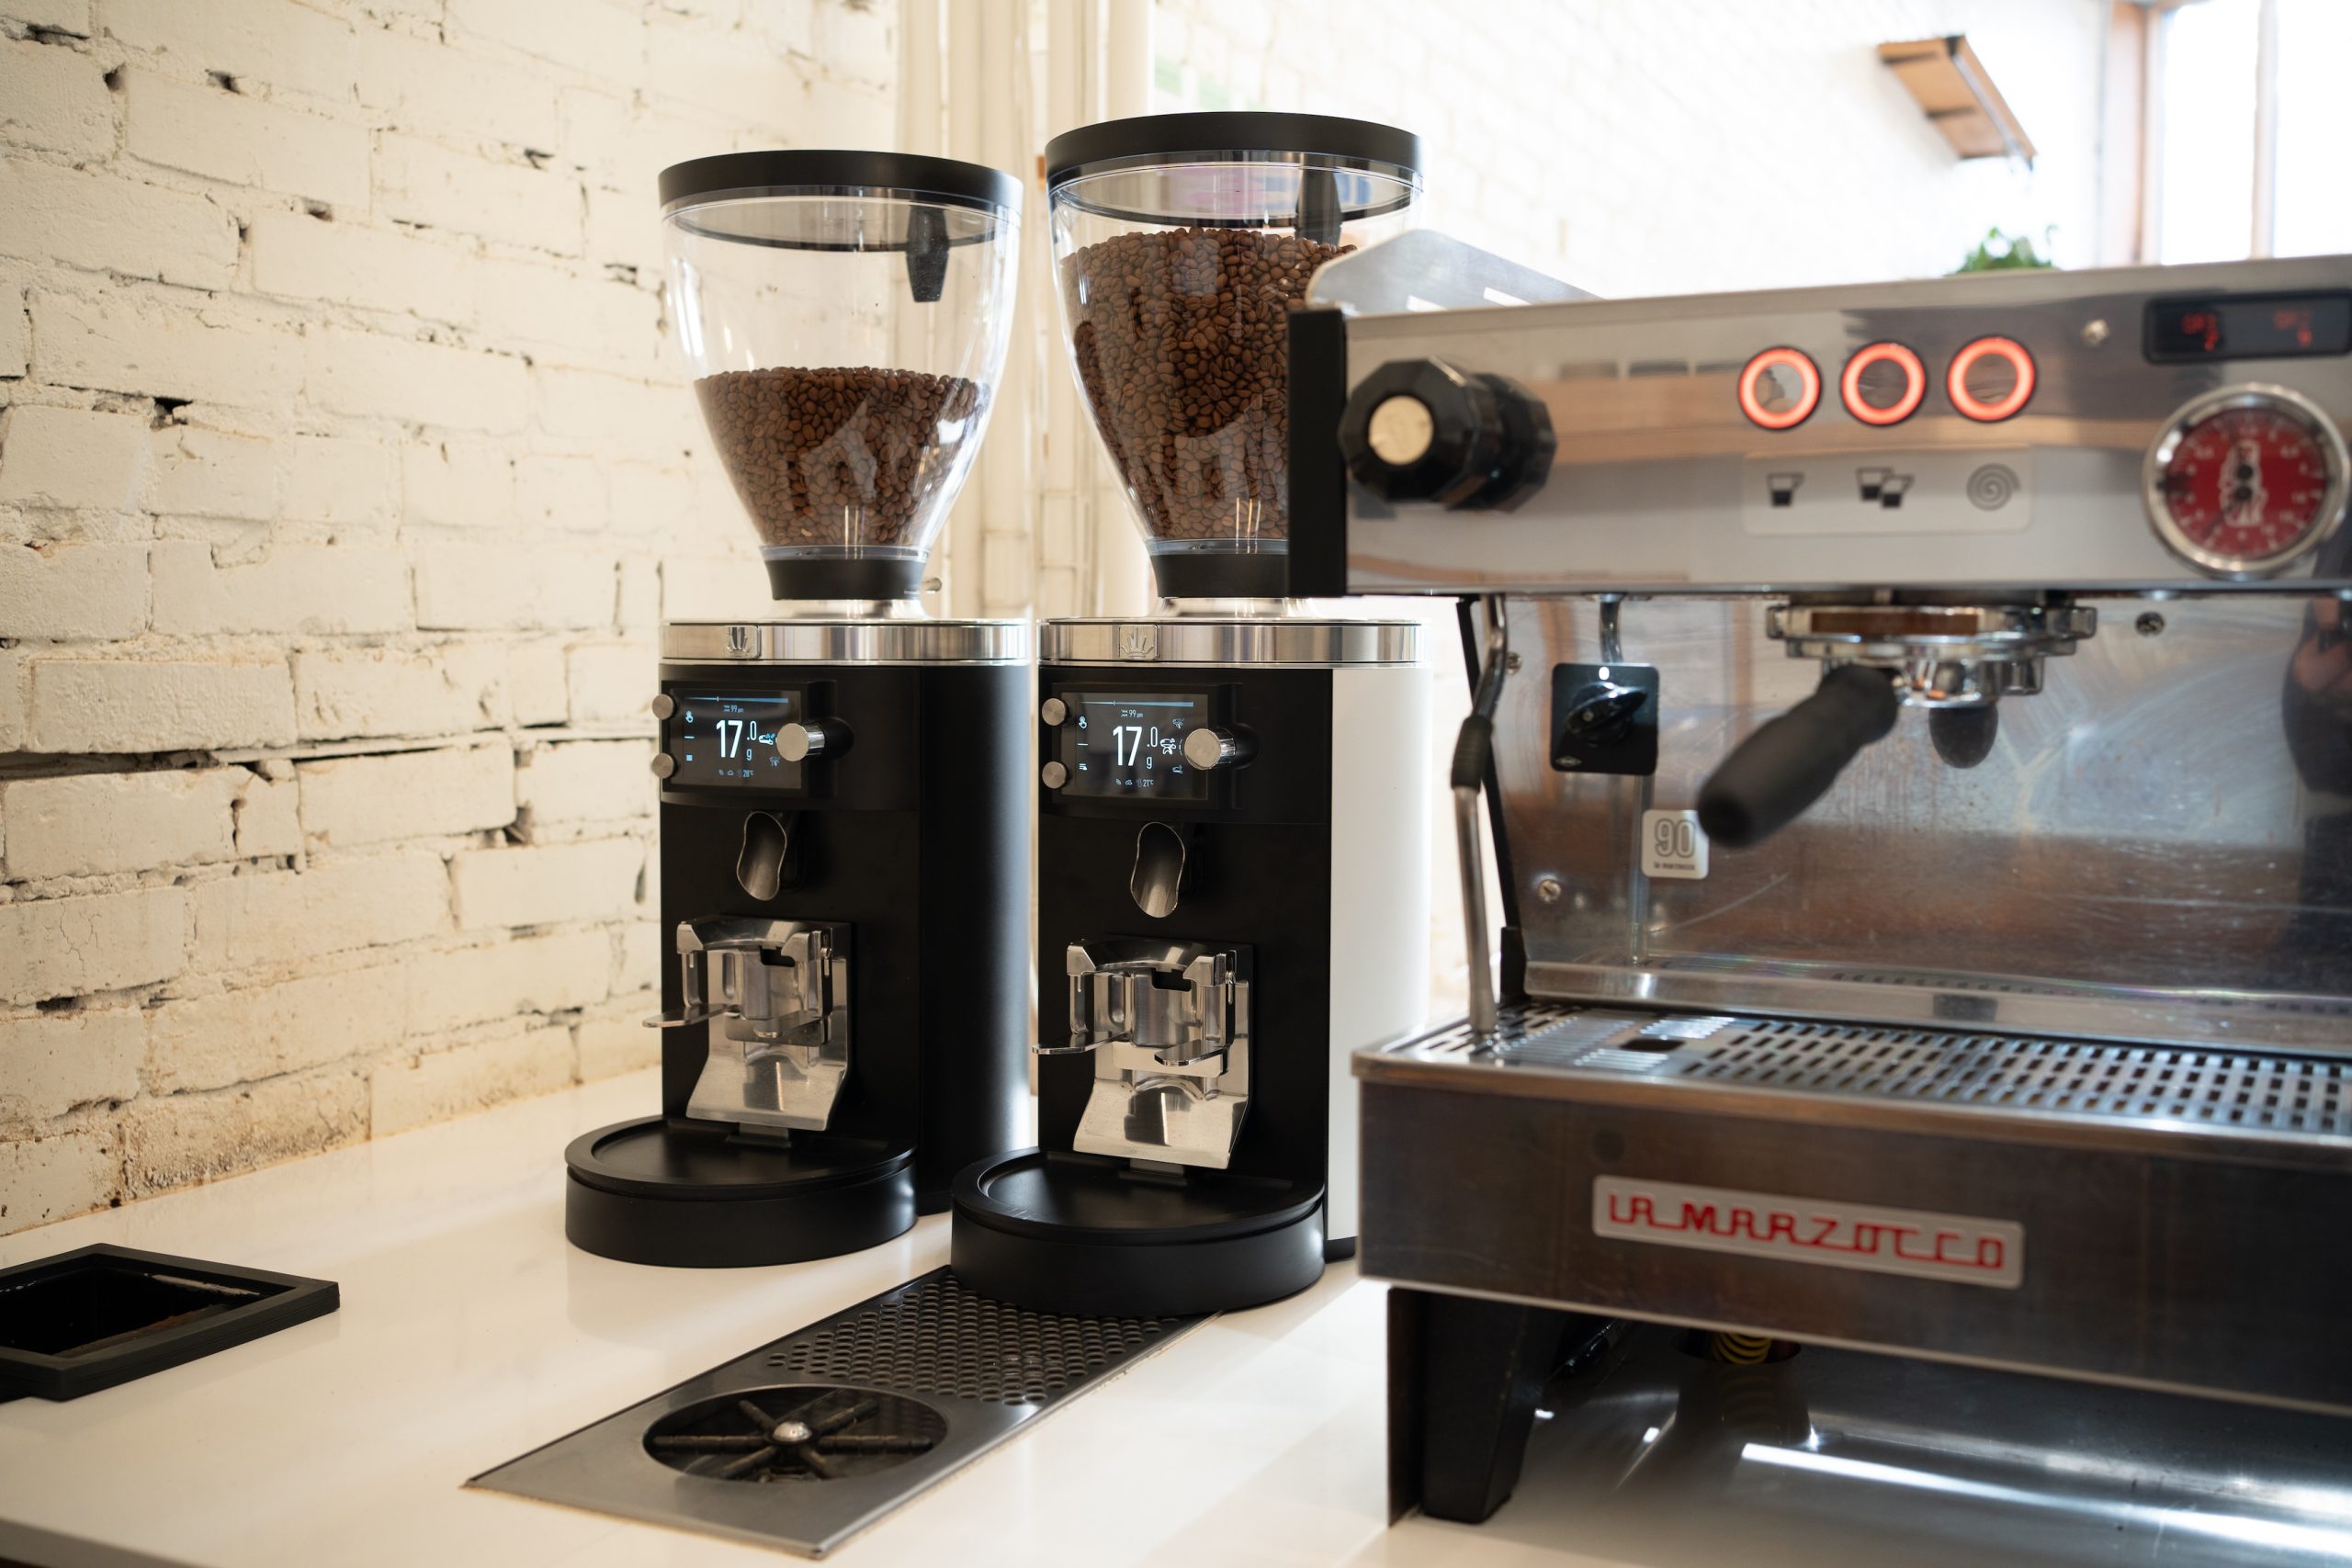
left=0, top=0, right=896, bottom=1232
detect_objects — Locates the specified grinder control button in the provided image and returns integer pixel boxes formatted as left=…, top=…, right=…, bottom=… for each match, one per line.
left=650, top=693, right=675, bottom=720
left=1040, top=697, right=1068, bottom=726
left=650, top=752, right=677, bottom=780
left=1182, top=725, right=1256, bottom=772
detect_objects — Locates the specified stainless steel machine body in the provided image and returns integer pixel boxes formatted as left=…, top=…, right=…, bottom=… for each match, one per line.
left=1288, top=243, right=2352, bottom=1469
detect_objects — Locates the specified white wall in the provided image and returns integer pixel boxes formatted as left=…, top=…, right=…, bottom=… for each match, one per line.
left=0, top=0, right=894, bottom=1233
left=1149, top=0, right=2115, bottom=1016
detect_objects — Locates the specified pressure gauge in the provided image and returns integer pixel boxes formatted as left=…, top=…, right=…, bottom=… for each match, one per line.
left=2143, top=384, right=2349, bottom=578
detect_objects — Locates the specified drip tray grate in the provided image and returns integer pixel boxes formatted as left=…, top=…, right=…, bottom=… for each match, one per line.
left=1373, top=1003, right=2352, bottom=1145
left=472, top=1269, right=1199, bottom=1557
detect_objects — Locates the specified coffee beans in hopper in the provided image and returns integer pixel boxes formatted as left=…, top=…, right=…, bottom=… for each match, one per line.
left=1062, top=227, right=1350, bottom=545
left=695, top=367, right=983, bottom=549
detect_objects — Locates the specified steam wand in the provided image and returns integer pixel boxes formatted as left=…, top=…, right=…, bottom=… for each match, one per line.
left=1454, top=597, right=1510, bottom=1042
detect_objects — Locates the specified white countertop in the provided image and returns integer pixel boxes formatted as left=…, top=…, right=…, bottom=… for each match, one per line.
left=0, top=1072, right=1611, bottom=1568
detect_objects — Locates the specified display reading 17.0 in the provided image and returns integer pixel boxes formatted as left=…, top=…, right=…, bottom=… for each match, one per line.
left=668, top=690, right=801, bottom=788
left=1058, top=690, right=1210, bottom=801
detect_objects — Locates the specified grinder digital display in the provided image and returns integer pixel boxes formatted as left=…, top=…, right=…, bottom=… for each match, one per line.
left=670, top=691, right=801, bottom=786
left=1057, top=691, right=1208, bottom=800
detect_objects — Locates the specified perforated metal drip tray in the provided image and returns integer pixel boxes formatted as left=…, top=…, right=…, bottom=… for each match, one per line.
left=470, top=1269, right=1200, bottom=1558
left=1363, top=1001, right=2352, bottom=1156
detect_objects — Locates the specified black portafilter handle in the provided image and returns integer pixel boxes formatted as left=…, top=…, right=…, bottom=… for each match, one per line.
left=1696, top=665, right=1901, bottom=849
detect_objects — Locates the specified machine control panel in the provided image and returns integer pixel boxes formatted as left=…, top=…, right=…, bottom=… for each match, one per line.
left=1317, top=252, right=2352, bottom=595
left=1044, top=689, right=1214, bottom=801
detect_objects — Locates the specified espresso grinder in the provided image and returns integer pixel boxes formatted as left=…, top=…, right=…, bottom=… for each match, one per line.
left=950, top=116, right=1432, bottom=1315
left=565, top=152, right=1031, bottom=1267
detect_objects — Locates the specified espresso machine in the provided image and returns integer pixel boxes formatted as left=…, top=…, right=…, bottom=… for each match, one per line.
left=565, top=152, right=1032, bottom=1267
left=948, top=115, right=1433, bottom=1315
left=1292, top=235, right=2352, bottom=1528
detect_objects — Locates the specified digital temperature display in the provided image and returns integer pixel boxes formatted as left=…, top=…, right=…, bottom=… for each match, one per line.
left=2146, top=293, right=2352, bottom=363
left=1057, top=691, right=1208, bottom=801
left=669, top=691, right=801, bottom=788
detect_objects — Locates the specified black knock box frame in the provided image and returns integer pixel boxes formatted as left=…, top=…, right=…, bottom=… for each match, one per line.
left=0, top=1244, right=339, bottom=1402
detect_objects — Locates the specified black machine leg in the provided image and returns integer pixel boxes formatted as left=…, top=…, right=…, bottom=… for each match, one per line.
left=1388, top=1287, right=1612, bottom=1525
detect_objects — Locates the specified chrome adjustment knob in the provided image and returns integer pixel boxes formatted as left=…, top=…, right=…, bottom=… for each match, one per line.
left=1182, top=725, right=1256, bottom=772
left=650, top=693, right=676, bottom=720
left=776, top=719, right=849, bottom=762
left=650, top=752, right=677, bottom=779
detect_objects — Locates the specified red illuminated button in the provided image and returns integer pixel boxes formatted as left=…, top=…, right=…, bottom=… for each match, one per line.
left=1840, top=342, right=1926, bottom=426
left=1737, top=347, right=1820, bottom=431
left=1948, top=336, right=2036, bottom=422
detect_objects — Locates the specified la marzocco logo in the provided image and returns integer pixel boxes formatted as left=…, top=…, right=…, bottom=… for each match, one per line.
left=1592, top=1177, right=2023, bottom=1290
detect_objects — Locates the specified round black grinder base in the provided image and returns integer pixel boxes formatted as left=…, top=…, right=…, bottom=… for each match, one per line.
left=565, top=1116, right=915, bottom=1268
left=948, top=1148, right=1325, bottom=1316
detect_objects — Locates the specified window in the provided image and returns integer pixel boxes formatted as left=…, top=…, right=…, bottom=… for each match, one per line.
left=2150, top=0, right=2352, bottom=263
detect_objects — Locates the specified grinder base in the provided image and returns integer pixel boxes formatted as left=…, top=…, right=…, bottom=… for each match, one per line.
left=948, top=1147, right=1324, bottom=1316
left=565, top=1116, right=914, bottom=1268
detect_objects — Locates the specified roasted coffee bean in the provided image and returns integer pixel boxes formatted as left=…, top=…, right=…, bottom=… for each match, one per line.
left=695, top=367, right=983, bottom=549
left=1060, top=227, right=1351, bottom=544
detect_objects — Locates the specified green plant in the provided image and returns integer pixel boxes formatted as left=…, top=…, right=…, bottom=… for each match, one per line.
left=1952, top=226, right=2057, bottom=274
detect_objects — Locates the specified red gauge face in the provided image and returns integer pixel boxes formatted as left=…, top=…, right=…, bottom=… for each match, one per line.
left=2154, top=403, right=2339, bottom=568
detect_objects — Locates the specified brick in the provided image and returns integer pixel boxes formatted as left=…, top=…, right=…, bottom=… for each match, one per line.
left=0, top=159, right=241, bottom=289
left=565, top=639, right=650, bottom=723
left=0, top=542, right=147, bottom=638
left=298, top=741, right=514, bottom=848
left=0, top=1008, right=143, bottom=1128
left=413, top=540, right=613, bottom=630
left=618, top=917, right=660, bottom=992
left=449, top=836, right=642, bottom=929
left=804, top=76, right=889, bottom=149
left=506, top=638, right=569, bottom=725
left=0, top=886, right=187, bottom=1004
left=32, top=288, right=305, bottom=408
left=148, top=423, right=277, bottom=519
left=6, top=1, right=92, bottom=34
left=644, top=17, right=809, bottom=127
left=574, top=991, right=658, bottom=1079
left=811, top=0, right=888, bottom=81
left=0, top=651, right=22, bottom=751
left=616, top=553, right=657, bottom=631
left=446, top=0, right=645, bottom=83
left=278, top=434, right=396, bottom=525
left=188, top=851, right=447, bottom=971
left=608, top=462, right=695, bottom=535
left=514, top=452, right=605, bottom=532
left=150, top=541, right=409, bottom=636
left=582, top=182, right=662, bottom=280
left=293, top=643, right=510, bottom=739
left=147, top=966, right=405, bottom=1093
left=476, top=256, right=655, bottom=363
left=0, top=282, right=25, bottom=378
left=305, top=328, right=531, bottom=433
left=4, top=767, right=238, bottom=879
left=120, top=1066, right=368, bottom=1197
left=232, top=768, right=300, bottom=857
left=0, top=1130, right=117, bottom=1235
left=369, top=1021, right=571, bottom=1136
left=123, top=71, right=368, bottom=209
left=27, top=657, right=295, bottom=751
left=400, top=441, right=514, bottom=528
left=354, top=31, right=562, bottom=152
left=516, top=738, right=650, bottom=826
left=376, top=134, right=582, bottom=254
left=0, top=404, right=152, bottom=511
left=101, top=0, right=358, bottom=105
left=535, top=364, right=694, bottom=450
left=250, top=211, right=474, bottom=322
left=0, top=37, right=112, bottom=160
left=401, top=929, right=608, bottom=1034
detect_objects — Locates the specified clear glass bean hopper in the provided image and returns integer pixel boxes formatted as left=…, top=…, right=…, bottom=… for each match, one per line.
left=1044, top=113, right=1423, bottom=599
left=662, top=151, right=1022, bottom=603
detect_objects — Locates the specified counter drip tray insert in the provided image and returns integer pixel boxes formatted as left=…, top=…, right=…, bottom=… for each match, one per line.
left=0, top=1244, right=339, bottom=1402
left=470, top=1268, right=1201, bottom=1556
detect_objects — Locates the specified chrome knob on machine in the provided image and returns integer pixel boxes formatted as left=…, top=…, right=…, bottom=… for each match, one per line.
left=1181, top=725, right=1255, bottom=772
left=775, top=718, right=850, bottom=762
